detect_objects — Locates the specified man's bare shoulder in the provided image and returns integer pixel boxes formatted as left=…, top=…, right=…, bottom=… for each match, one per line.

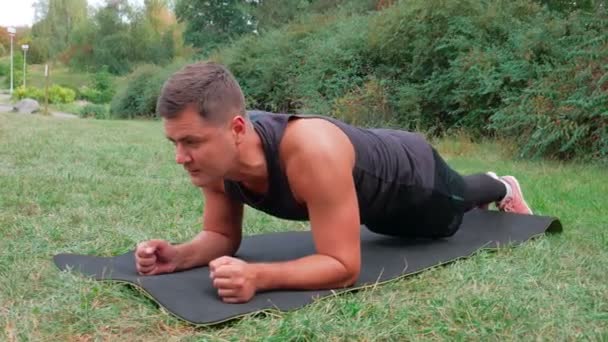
left=279, top=118, right=355, bottom=203
left=280, top=117, right=355, bottom=164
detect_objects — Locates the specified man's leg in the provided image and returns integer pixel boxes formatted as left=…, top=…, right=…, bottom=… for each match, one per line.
left=463, top=172, right=533, bottom=214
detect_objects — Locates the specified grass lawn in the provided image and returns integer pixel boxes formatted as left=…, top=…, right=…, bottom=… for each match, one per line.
left=1, top=113, right=606, bottom=340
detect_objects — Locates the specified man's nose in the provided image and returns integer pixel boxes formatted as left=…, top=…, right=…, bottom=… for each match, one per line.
left=175, top=146, right=191, bottom=164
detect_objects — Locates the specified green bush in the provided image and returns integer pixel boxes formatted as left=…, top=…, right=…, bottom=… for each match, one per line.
left=211, top=0, right=607, bottom=161
left=4, top=53, right=23, bottom=89
left=491, top=13, right=608, bottom=161
left=332, top=77, right=393, bottom=127
left=79, top=104, right=109, bottom=119
left=110, top=62, right=184, bottom=119
left=365, top=0, right=569, bottom=135
left=215, top=10, right=371, bottom=115
left=78, top=86, right=102, bottom=102
left=13, top=84, right=76, bottom=104
left=96, top=0, right=608, bottom=161
left=78, top=66, right=115, bottom=104
left=48, top=85, right=76, bottom=104
left=110, top=64, right=161, bottom=119
left=12, top=86, right=45, bottom=102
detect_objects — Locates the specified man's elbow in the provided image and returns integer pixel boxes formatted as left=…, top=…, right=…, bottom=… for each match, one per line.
left=227, top=238, right=241, bottom=256
left=342, top=265, right=360, bottom=287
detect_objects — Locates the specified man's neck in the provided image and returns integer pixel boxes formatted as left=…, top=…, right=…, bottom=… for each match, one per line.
left=228, top=129, right=269, bottom=195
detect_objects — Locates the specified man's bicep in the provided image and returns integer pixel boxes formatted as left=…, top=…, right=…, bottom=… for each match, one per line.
left=289, top=152, right=362, bottom=277
left=201, top=183, right=244, bottom=243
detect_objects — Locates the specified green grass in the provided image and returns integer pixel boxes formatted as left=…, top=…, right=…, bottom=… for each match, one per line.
left=1, top=113, right=606, bottom=340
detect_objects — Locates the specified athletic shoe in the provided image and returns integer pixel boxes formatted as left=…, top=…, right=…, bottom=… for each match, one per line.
left=497, top=175, right=533, bottom=215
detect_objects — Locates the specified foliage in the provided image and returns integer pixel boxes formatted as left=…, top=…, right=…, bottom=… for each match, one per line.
left=332, top=77, right=393, bottom=127
left=0, top=60, right=8, bottom=77
left=12, top=86, right=44, bottom=102
left=214, top=11, right=371, bottom=114
left=213, top=0, right=608, bottom=161
left=251, top=0, right=377, bottom=32
left=48, top=84, right=76, bottom=103
left=79, top=103, right=109, bottom=119
left=4, top=53, right=24, bottom=89
left=93, top=32, right=135, bottom=75
left=78, top=66, right=114, bottom=104
left=491, top=13, right=608, bottom=161
left=175, top=0, right=256, bottom=54
left=29, top=0, right=88, bottom=63
left=81, top=66, right=114, bottom=103
left=110, top=62, right=183, bottom=119
left=12, top=84, right=75, bottom=104
left=18, top=0, right=605, bottom=161
left=30, top=0, right=186, bottom=75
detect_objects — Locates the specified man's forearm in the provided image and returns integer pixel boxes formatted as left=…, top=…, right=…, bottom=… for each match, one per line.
left=175, top=231, right=239, bottom=271
left=252, top=254, right=359, bottom=292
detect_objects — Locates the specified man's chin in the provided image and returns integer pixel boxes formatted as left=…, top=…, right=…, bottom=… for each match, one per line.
left=189, top=174, right=214, bottom=187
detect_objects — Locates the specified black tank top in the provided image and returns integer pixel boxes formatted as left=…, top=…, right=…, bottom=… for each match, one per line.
left=223, top=111, right=436, bottom=225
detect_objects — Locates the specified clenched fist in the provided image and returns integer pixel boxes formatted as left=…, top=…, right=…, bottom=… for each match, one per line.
left=135, top=239, right=179, bottom=276
left=209, top=256, right=256, bottom=303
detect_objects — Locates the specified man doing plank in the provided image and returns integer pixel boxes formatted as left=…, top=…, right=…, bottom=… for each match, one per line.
left=135, top=62, right=532, bottom=303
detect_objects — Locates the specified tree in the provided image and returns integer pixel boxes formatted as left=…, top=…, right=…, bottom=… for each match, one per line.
left=175, top=0, right=256, bottom=53
left=30, top=0, right=88, bottom=62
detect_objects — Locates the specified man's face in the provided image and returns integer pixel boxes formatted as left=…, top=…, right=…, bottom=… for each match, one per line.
left=163, top=108, right=237, bottom=187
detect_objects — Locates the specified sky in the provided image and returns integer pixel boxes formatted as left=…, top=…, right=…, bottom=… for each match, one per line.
left=0, top=0, right=142, bottom=28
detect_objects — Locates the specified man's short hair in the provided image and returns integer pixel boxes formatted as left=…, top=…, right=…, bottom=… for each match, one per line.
left=156, top=61, right=247, bottom=123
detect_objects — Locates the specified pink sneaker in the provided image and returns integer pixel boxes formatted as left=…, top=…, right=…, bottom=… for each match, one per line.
left=497, top=175, right=533, bottom=215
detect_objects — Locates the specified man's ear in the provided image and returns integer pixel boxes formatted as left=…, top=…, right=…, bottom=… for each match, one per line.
left=231, top=115, right=247, bottom=144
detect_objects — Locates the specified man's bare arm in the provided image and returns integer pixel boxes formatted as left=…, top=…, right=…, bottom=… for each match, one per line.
left=174, top=181, right=244, bottom=271
left=251, top=119, right=361, bottom=291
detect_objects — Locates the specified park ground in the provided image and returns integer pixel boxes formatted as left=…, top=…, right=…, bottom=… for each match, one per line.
left=0, top=112, right=606, bottom=340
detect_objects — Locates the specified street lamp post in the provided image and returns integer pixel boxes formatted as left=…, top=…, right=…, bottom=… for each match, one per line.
left=22, top=45, right=29, bottom=88
left=7, top=27, right=16, bottom=95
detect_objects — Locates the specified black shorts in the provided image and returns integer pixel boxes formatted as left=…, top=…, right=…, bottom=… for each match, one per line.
left=365, top=148, right=467, bottom=239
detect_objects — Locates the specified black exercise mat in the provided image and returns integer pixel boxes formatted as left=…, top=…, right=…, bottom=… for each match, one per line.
left=53, top=209, right=562, bottom=326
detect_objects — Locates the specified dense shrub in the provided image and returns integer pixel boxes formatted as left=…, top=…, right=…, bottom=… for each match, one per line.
left=12, top=84, right=76, bottom=104
left=365, top=0, right=574, bottom=135
left=48, top=85, right=77, bottom=104
left=3, top=53, right=23, bottom=89
left=215, top=11, right=372, bottom=115
left=491, top=12, right=608, bottom=161
left=79, top=66, right=115, bottom=104
left=12, top=86, right=44, bottom=102
left=211, top=0, right=607, bottom=161
left=332, top=77, right=393, bottom=127
left=107, top=0, right=606, bottom=161
left=110, top=62, right=184, bottom=119
left=79, top=104, right=109, bottom=119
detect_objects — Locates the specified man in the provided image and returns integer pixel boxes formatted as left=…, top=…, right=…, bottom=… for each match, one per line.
left=135, top=62, right=532, bottom=304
